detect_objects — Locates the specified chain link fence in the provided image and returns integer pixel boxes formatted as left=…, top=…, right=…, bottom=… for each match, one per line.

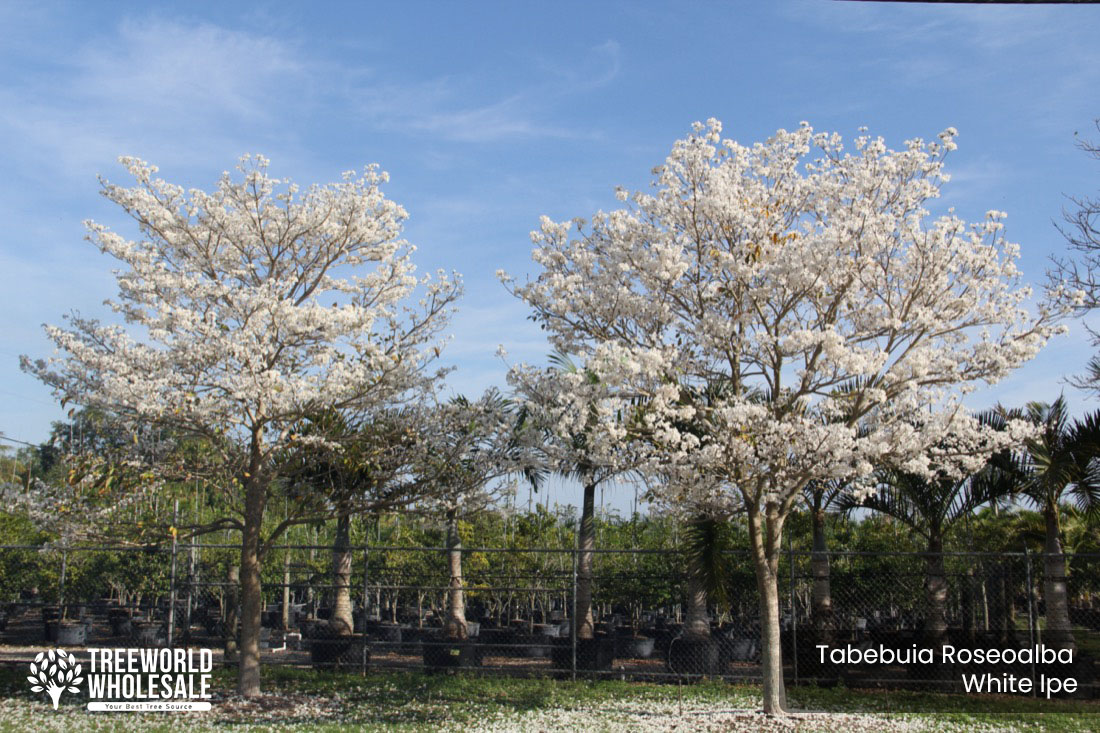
left=0, top=542, right=1097, bottom=694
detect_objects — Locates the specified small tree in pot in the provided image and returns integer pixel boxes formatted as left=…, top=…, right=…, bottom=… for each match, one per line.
left=413, top=389, right=539, bottom=667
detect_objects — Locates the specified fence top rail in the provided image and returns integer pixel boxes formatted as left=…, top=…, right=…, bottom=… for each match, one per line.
left=0, top=544, right=172, bottom=553
left=3, top=543, right=1100, bottom=560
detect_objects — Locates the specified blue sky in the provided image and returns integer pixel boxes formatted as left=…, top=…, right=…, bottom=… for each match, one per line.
left=2, top=1, right=1100, bottom=510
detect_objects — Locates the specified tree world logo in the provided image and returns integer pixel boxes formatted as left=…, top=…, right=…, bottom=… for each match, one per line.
left=27, top=649, right=83, bottom=710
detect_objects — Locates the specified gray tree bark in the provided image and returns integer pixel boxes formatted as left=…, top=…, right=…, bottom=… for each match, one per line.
left=575, top=479, right=597, bottom=640
left=224, top=564, right=239, bottom=662
left=443, top=508, right=468, bottom=640
left=810, top=509, right=834, bottom=638
left=329, top=514, right=354, bottom=635
left=237, top=428, right=266, bottom=697
left=682, top=564, right=711, bottom=642
left=238, top=471, right=265, bottom=697
left=1043, top=506, right=1075, bottom=650
left=924, top=534, right=948, bottom=646
left=748, top=499, right=787, bottom=715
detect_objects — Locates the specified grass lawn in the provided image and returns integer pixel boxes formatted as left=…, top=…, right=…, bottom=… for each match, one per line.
left=0, top=665, right=1096, bottom=732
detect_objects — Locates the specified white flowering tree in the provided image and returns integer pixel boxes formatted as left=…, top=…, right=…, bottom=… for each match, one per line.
left=22, top=155, right=461, bottom=696
left=504, top=121, right=1062, bottom=713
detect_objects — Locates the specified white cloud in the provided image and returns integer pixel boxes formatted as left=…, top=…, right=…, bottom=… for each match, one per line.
left=351, top=40, right=621, bottom=143
left=77, top=18, right=306, bottom=119
left=0, top=17, right=316, bottom=185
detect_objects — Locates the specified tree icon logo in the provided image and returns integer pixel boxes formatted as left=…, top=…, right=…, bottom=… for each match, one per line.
left=27, top=649, right=83, bottom=710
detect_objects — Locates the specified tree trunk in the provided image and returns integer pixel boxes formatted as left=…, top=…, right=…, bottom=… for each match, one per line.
left=1043, top=505, right=1075, bottom=650
left=329, top=514, right=354, bottom=635
left=237, top=438, right=266, bottom=697
left=682, top=559, right=711, bottom=642
left=810, top=508, right=833, bottom=638
left=924, top=534, right=948, bottom=646
left=748, top=500, right=786, bottom=715
left=575, top=479, right=597, bottom=640
left=443, top=509, right=468, bottom=640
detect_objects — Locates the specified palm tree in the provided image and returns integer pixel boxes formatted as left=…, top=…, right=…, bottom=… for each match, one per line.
left=529, top=353, right=630, bottom=641
left=804, top=380, right=867, bottom=638
left=803, top=478, right=849, bottom=638
left=843, top=465, right=1005, bottom=645
left=999, top=398, right=1100, bottom=649
left=680, top=515, right=736, bottom=642
left=280, top=409, right=419, bottom=636
left=425, top=389, right=542, bottom=641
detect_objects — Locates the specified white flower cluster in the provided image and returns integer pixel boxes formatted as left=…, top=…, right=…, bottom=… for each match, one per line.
left=503, top=121, right=1065, bottom=514
left=23, top=154, right=462, bottom=463
left=0, top=472, right=159, bottom=543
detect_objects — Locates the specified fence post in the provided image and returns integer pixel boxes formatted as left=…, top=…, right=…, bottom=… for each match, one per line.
left=167, top=499, right=179, bottom=646
left=1023, top=546, right=1037, bottom=695
left=789, top=535, right=798, bottom=687
left=362, top=531, right=371, bottom=677
left=571, top=520, right=578, bottom=681
left=184, top=537, right=195, bottom=645
left=225, top=564, right=240, bottom=662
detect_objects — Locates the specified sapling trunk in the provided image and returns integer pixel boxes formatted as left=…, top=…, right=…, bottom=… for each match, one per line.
left=810, top=509, right=834, bottom=640
left=575, top=479, right=597, bottom=640
left=1043, top=505, right=1075, bottom=650
left=443, top=509, right=468, bottom=640
left=924, top=534, right=948, bottom=647
left=281, top=552, right=290, bottom=630
left=330, top=514, right=354, bottom=635
left=224, top=564, right=239, bottom=662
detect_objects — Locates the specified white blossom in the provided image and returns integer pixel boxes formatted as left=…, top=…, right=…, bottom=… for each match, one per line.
left=503, top=120, right=1065, bottom=713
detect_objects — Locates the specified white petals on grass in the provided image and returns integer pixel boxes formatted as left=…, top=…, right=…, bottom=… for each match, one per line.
left=0, top=693, right=1024, bottom=732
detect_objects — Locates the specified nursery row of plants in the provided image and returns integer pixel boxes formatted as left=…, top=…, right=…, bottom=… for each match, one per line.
left=2, top=497, right=1098, bottom=693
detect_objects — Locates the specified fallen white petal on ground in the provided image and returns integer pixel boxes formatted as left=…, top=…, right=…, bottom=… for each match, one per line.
left=0, top=695, right=1031, bottom=733
left=439, top=699, right=1024, bottom=733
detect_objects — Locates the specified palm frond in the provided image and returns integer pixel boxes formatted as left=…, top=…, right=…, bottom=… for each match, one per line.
left=682, top=515, right=735, bottom=611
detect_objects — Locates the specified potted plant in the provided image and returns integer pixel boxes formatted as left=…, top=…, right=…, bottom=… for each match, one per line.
left=666, top=516, right=729, bottom=676
left=308, top=622, right=369, bottom=671
left=108, top=608, right=132, bottom=637
left=55, top=618, right=87, bottom=646
left=617, top=619, right=655, bottom=659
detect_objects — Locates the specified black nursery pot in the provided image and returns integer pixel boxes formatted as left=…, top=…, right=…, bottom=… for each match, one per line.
left=309, top=632, right=369, bottom=671
left=616, top=635, right=655, bottom=660
left=42, top=606, right=61, bottom=640
left=514, top=632, right=552, bottom=658
left=108, top=609, right=132, bottom=637
left=373, top=622, right=403, bottom=645
left=422, top=636, right=480, bottom=670
left=131, top=620, right=160, bottom=646
left=550, top=635, right=616, bottom=672
left=667, top=636, right=722, bottom=676
left=55, top=620, right=87, bottom=646
left=477, top=627, right=514, bottom=657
